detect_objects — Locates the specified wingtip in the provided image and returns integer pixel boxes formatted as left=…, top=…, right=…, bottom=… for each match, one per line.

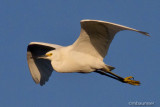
left=138, top=31, right=151, bottom=37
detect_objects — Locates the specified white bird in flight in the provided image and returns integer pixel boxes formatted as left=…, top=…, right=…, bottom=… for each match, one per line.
left=27, top=20, right=149, bottom=86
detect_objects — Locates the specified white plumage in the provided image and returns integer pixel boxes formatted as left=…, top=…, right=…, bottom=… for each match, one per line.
left=27, top=20, right=149, bottom=86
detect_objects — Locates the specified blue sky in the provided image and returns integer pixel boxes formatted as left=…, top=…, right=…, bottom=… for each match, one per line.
left=0, top=0, right=159, bottom=107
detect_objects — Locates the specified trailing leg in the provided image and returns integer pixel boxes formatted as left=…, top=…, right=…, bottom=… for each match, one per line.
left=100, top=66, right=140, bottom=85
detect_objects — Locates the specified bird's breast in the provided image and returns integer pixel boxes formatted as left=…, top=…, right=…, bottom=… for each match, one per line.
left=51, top=52, right=104, bottom=73
left=51, top=60, right=94, bottom=73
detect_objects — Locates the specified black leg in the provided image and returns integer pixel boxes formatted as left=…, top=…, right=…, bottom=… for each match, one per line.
left=94, top=70, right=125, bottom=83
left=94, top=70, right=140, bottom=85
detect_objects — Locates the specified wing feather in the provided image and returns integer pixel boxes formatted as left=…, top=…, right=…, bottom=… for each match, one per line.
left=27, top=42, right=62, bottom=85
left=72, top=20, right=149, bottom=60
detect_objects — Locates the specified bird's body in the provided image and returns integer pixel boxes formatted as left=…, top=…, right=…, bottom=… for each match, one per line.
left=49, top=46, right=105, bottom=73
left=27, top=19, right=149, bottom=86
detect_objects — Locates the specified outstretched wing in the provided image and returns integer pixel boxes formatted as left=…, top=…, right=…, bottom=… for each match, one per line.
left=72, top=20, right=149, bottom=60
left=27, top=42, right=62, bottom=86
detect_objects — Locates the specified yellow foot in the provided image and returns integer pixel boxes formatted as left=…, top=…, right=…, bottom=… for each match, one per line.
left=124, top=76, right=140, bottom=86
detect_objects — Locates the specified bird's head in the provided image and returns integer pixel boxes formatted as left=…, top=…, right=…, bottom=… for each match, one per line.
left=38, top=51, right=54, bottom=60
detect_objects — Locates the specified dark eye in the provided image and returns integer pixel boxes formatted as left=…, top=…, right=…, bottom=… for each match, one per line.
left=50, top=53, right=52, bottom=56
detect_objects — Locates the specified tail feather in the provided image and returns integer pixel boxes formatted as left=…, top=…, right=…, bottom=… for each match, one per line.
left=106, top=65, right=115, bottom=71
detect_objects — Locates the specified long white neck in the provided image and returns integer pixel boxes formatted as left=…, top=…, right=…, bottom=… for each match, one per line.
left=50, top=48, right=66, bottom=72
